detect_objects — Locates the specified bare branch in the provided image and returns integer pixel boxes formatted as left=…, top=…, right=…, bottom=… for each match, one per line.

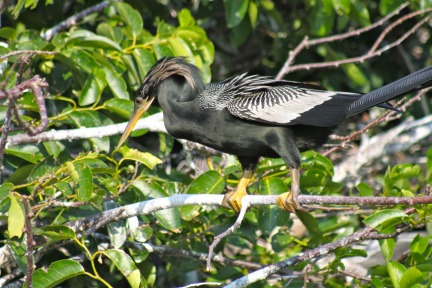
left=41, top=1, right=115, bottom=41
left=276, top=4, right=432, bottom=79
left=22, top=197, right=34, bottom=288
left=0, top=50, right=58, bottom=62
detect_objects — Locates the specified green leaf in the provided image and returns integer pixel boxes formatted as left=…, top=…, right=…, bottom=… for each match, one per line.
left=380, top=238, right=396, bottom=260
left=114, top=2, right=143, bottom=38
left=132, top=48, right=156, bottom=80
left=363, top=209, right=408, bottom=230
left=271, top=232, right=293, bottom=252
left=258, top=178, right=290, bottom=234
left=224, top=0, right=250, bottom=28
left=152, top=43, right=174, bottom=58
left=380, top=0, right=405, bottom=15
left=8, top=239, right=28, bottom=274
left=12, top=0, right=26, bottom=18
left=30, top=260, right=85, bottom=288
left=400, top=267, right=423, bottom=288
left=79, top=72, right=100, bottom=106
left=332, top=0, right=351, bottom=14
left=43, top=141, right=65, bottom=158
left=5, top=145, right=44, bottom=164
left=310, top=0, right=335, bottom=36
left=105, top=98, right=134, bottom=119
left=181, top=171, right=225, bottom=220
left=118, top=146, right=162, bottom=169
left=334, top=247, right=367, bottom=259
left=187, top=171, right=225, bottom=194
left=388, top=261, right=406, bottom=288
left=8, top=195, right=24, bottom=238
left=357, top=182, right=373, bottom=196
left=167, top=37, right=194, bottom=59
left=35, top=225, right=76, bottom=240
left=76, top=164, right=93, bottom=201
left=67, top=30, right=123, bottom=52
left=103, top=65, right=129, bottom=100
left=248, top=1, right=258, bottom=28
left=0, top=182, right=13, bottom=201
left=343, top=63, right=368, bottom=86
left=178, top=9, right=195, bottom=26
left=133, top=180, right=182, bottom=232
left=105, top=200, right=127, bottom=249
left=103, top=249, right=146, bottom=288
left=410, top=234, right=430, bottom=254
left=350, top=1, right=371, bottom=26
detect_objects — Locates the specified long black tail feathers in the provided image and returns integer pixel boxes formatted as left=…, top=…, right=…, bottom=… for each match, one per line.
left=346, top=65, right=432, bottom=117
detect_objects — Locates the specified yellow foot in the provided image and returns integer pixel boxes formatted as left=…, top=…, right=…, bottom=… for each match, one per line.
left=277, top=192, right=308, bottom=213
left=222, top=189, right=248, bottom=212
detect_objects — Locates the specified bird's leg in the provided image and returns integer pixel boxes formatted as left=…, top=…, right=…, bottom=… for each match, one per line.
left=222, top=163, right=255, bottom=212
left=277, top=168, right=308, bottom=213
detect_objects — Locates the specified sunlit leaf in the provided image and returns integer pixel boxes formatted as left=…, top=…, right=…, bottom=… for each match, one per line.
left=133, top=180, right=183, bottom=232
left=363, top=209, right=408, bottom=231
left=35, top=225, right=76, bottom=240
left=118, top=146, right=162, bottom=169
left=30, top=260, right=85, bottom=288
left=5, top=145, right=44, bottom=164
left=388, top=261, right=406, bottom=288
left=114, top=2, right=143, bottom=38
left=8, top=195, right=24, bottom=238
left=75, top=163, right=93, bottom=201
left=103, top=249, right=147, bottom=288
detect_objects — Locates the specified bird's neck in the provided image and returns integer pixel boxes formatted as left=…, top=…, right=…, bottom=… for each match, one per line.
left=157, top=78, right=202, bottom=112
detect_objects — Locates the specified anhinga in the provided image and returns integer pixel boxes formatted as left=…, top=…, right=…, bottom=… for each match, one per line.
left=116, top=57, right=432, bottom=212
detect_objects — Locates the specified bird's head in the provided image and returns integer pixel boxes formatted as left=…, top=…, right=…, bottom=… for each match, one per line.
left=116, top=57, right=204, bottom=150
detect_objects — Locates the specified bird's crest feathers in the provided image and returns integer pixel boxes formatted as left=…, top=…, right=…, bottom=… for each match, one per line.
left=138, top=57, right=204, bottom=98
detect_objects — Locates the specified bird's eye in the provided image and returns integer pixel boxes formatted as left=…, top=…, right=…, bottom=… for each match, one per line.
left=135, top=97, right=143, bottom=105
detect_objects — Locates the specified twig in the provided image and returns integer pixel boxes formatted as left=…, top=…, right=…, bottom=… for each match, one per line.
left=207, top=198, right=250, bottom=271
left=41, top=1, right=115, bottom=41
left=22, top=197, right=34, bottom=288
left=117, top=162, right=140, bottom=195
left=0, top=95, right=14, bottom=183
left=0, top=50, right=58, bottom=62
left=338, top=269, right=371, bottom=282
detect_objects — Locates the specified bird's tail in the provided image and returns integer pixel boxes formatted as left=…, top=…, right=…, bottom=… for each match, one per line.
left=346, top=65, right=432, bottom=117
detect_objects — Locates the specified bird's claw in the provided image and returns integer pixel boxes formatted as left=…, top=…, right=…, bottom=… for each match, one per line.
left=277, top=192, right=308, bottom=213
left=222, top=189, right=248, bottom=212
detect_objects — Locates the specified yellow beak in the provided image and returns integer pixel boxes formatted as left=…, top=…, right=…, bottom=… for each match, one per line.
left=115, top=97, right=155, bottom=151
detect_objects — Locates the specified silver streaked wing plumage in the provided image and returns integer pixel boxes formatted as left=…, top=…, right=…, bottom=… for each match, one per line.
left=227, top=86, right=337, bottom=124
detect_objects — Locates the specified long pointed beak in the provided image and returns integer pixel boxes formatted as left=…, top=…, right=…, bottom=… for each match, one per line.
left=115, top=97, right=155, bottom=151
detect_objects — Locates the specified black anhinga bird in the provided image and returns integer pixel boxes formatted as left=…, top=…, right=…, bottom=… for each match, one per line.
left=116, top=57, right=432, bottom=212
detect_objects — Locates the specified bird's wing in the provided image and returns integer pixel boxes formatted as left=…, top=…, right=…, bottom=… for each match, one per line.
left=225, top=76, right=362, bottom=127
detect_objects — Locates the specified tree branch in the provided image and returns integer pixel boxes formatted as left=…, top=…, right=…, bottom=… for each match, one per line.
left=40, top=1, right=116, bottom=41
left=225, top=208, right=418, bottom=287
left=276, top=3, right=431, bottom=79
